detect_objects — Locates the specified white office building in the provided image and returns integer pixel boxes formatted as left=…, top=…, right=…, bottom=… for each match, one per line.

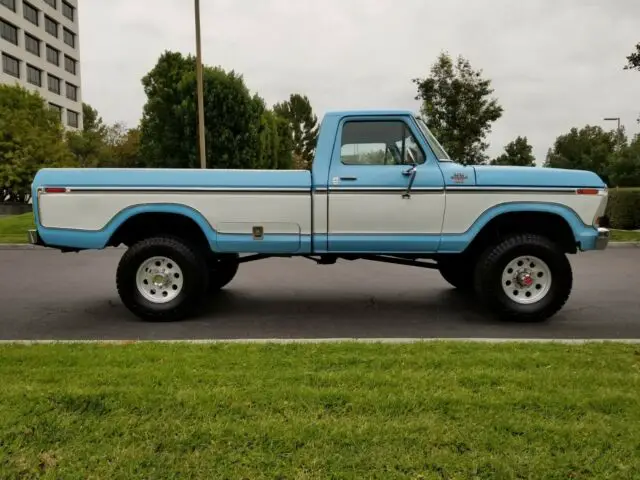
left=1, top=0, right=82, bottom=129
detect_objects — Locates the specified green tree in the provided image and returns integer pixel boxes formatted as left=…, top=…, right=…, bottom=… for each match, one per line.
left=544, top=125, right=618, bottom=184
left=139, top=50, right=288, bottom=170
left=624, top=43, right=640, bottom=71
left=0, top=84, right=74, bottom=202
left=490, top=136, right=536, bottom=167
left=66, top=102, right=109, bottom=167
left=608, top=134, right=640, bottom=187
left=413, top=52, right=503, bottom=165
left=273, top=94, right=319, bottom=169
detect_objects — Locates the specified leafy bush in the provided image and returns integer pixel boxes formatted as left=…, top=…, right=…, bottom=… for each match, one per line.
left=604, top=188, right=640, bottom=230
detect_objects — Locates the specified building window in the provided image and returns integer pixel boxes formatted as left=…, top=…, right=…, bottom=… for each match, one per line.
left=65, top=82, right=77, bottom=101
left=1, top=0, right=16, bottom=12
left=64, top=54, right=76, bottom=74
left=2, top=52, right=20, bottom=78
left=67, top=109, right=79, bottom=128
left=62, top=1, right=74, bottom=21
left=23, top=2, right=39, bottom=26
left=24, top=33, right=41, bottom=56
left=49, top=103, right=63, bottom=121
left=26, top=64, right=42, bottom=86
left=45, top=15, right=58, bottom=37
left=44, top=0, right=56, bottom=8
left=63, top=27, right=74, bottom=47
left=0, top=19, right=18, bottom=45
left=47, top=73, right=61, bottom=94
left=46, top=44, right=59, bottom=65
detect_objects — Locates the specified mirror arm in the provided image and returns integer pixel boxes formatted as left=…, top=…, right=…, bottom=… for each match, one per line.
left=402, top=164, right=417, bottom=199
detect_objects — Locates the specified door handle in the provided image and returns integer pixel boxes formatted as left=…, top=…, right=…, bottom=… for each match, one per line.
left=339, top=176, right=358, bottom=181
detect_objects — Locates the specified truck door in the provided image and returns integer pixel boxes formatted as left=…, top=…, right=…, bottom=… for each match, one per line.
left=326, top=116, right=446, bottom=253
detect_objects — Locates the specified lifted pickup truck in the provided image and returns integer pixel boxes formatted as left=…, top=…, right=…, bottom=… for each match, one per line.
left=29, top=110, right=610, bottom=322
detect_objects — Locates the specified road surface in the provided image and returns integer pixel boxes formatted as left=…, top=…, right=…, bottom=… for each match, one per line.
left=0, top=247, right=638, bottom=340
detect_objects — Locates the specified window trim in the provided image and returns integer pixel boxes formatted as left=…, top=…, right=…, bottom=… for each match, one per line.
left=0, top=18, right=19, bottom=45
left=63, top=27, right=75, bottom=47
left=24, top=32, right=41, bottom=56
left=2, top=52, right=20, bottom=78
left=44, top=15, right=58, bottom=37
left=1, top=0, right=16, bottom=13
left=47, top=73, right=61, bottom=95
left=62, top=0, right=74, bottom=21
left=67, top=109, right=79, bottom=128
left=26, top=63, right=42, bottom=86
left=64, top=54, right=76, bottom=74
left=338, top=119, right=428, bottom=167
left=23, top=1, right=40, bottom=26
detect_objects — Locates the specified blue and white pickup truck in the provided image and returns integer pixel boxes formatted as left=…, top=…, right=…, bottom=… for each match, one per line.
left=29, top=110, right=610, bottom=322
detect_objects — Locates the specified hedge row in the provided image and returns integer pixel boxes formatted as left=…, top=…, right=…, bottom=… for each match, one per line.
left=603, top=188, right=640, bottom=230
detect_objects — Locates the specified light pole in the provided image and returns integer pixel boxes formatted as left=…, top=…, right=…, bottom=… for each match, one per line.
left=195, top=0, right=206, bottom=169
left=603, top=117, right=621, bottom=131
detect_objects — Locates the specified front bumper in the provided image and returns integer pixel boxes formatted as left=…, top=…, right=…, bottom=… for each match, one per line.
left=595, top=227, right=610, bottom=250
left=28, top=229, right=44, bottom=246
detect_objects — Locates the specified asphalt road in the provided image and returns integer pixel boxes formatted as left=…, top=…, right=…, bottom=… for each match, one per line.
left=0, top=247, right=639, bottom=340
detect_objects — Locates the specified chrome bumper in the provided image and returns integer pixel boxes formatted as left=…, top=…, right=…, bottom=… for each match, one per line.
left=28, top=229, right=40, bottom=245
left=595, top=227, right=610, bottom=250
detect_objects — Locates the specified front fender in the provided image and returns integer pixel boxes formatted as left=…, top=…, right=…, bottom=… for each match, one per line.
left=438, top=202, right=593, bottom=253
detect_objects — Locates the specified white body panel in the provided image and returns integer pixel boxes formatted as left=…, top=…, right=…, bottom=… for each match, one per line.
left=38, top=193, right=312, bottom=234
left=328, top=192, right=445, bottom=234
left=442, top=192, right=604, bottom=232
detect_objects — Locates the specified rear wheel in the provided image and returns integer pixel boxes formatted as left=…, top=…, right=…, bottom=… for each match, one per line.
left=473, top=234, right=572, bottom=322
left=116, top=236, right=209, bottom=322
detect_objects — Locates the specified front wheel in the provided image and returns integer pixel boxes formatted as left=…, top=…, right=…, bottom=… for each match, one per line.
left=473, top=234, right=572, bottom=322
left=116, top=236, right=210, bottom=322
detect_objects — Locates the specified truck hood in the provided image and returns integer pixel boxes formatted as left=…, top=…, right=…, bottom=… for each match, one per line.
left=472, top=165, right=607, bottom=189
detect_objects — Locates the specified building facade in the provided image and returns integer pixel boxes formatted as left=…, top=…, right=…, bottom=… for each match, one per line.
left=1, top=0, right=82, bottom=129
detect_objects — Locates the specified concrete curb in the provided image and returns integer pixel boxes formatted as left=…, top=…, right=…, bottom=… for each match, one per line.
left=1, top=243, right=639, bottom=251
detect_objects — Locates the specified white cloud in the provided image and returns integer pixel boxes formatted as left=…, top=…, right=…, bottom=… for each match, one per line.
left=79, top=0, right=640, bottom=163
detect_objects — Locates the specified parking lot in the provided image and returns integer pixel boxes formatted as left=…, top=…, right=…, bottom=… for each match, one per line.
left=0, top=246, right=639, bottom=341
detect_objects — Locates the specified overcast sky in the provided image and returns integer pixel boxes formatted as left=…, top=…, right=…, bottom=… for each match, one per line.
left=78, top=0, right=639, bottom=163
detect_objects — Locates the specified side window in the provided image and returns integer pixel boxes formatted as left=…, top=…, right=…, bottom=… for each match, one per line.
left=340, top=120, right=426, bottom=166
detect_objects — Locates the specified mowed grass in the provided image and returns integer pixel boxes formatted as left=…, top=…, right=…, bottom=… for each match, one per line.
left=0, top=213, right=34, bottom=244
left=0, top=342, right=639, bottom=479
left=611, top=229, right=640, bottom=242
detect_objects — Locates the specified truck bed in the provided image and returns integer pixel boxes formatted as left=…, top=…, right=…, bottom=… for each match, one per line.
left=32, top=168, right=313, bottom=252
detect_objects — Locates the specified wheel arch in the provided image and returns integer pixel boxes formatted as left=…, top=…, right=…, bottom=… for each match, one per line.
left=105, top=204, right=216, bottom=251
left=460, top=203, right=586, bottom=257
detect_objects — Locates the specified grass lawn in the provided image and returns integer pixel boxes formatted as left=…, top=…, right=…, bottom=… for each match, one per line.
left=611, top=229, right=640, bottom=242
left=0, top=213, right=34, bottom=244
left=0, top=342, right=639, bottom=479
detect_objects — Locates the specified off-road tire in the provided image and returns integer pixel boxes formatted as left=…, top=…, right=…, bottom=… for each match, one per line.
left=473, top=234, right=572, bottom=322
left=208, top=253, right=239, bottom=292
left=438, top=255, right=475, bottom=291
left=116, top=236, right=210, bottom=322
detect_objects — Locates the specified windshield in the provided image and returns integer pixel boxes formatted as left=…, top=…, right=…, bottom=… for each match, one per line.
left=416, top=117, right=451, bottom=161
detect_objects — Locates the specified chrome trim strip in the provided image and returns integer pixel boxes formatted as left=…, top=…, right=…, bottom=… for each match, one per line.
left=446, top=186, right=586, bottom=193
left=329, top=187, right=444, bottom=193
left=54, top=187, right=311, bottom=194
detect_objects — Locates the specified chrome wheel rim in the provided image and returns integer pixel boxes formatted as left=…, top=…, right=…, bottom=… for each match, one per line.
left=135, top=256, right=184, bottom=304
left=501, top=255, right=551, bottom=305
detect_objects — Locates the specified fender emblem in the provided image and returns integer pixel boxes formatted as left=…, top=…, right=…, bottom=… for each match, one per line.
left=451, top=173, right=468, bottom=184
